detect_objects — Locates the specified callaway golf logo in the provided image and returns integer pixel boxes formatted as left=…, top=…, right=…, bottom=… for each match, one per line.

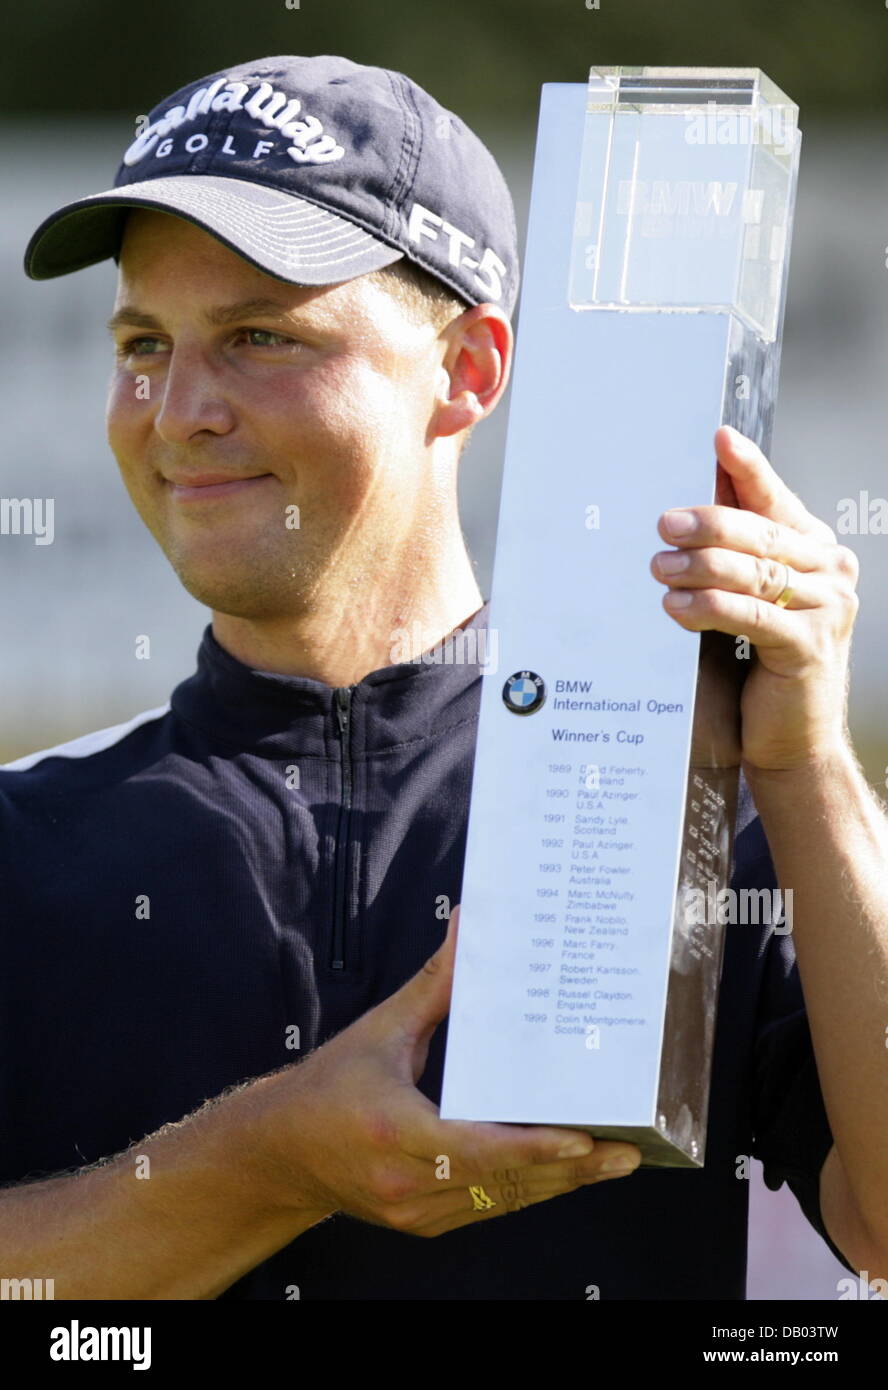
left=123, top=75, right=346, bottom=167
left=502, top=670, right=546, bottom=716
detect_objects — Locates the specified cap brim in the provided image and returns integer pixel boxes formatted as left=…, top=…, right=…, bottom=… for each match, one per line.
left=24, top=173, right=405, bottom=284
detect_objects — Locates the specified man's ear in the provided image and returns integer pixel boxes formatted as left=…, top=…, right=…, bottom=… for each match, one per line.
left=431, top=304, right=512, bottom=442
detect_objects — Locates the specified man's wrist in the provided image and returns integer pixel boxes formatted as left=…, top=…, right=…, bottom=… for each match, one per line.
left=236, top=1069, right=337, bottom=1225
left=742, top=738, right=859, bottom=797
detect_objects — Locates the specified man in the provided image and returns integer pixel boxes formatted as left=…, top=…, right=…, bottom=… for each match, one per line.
left=2, top=53, right=887, bottom=1300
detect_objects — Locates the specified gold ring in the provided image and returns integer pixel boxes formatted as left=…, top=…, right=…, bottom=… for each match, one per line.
left=468, top=1185, right=497, bottom=1212
left=774, top=562, right=794, bottom=608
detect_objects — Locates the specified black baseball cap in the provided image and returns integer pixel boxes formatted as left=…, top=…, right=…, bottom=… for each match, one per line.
left=23, top=53, right=519, bottom=316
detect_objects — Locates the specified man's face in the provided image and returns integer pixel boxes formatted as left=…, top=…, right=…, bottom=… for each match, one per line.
left=106, top=209, right=452, bottom=619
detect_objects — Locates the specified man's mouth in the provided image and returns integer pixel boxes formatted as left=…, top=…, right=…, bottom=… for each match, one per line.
left=164, top=473, right=275, bottom=502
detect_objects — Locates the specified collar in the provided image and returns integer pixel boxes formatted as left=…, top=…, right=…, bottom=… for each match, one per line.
left=170, top=602, right=492, bottom=757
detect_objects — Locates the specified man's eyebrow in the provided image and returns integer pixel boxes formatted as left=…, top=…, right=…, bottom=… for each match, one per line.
left=105, top=297, right=301, bottom=334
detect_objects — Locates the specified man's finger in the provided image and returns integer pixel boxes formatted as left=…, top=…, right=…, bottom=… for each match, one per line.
left=418, top=1152, right=641, bottom=1235
left=378, top=906, right=460, bottom=1043
left=428, top=1139, right=644, bottom=1187
left=651, top=544, right=827, bottom=610
left=713, top=426, right=835, bottom=541
left=399, top=1102, right=631, bottom=1169
left=656, top=504, right=830, bottom=572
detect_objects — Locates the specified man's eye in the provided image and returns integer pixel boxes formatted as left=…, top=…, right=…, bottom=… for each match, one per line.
left=118, top=336, right=165, bottom=357
left=240, top=328, right=297, bottom=348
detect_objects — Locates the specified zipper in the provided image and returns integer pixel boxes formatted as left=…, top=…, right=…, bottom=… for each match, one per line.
left=331, top=685, right=354, bottom=970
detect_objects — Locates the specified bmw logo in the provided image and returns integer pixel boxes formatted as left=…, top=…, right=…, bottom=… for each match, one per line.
left=502, top=670, right=546, bottom=716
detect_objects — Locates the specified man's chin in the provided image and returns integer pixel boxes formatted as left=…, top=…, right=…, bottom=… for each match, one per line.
left=170, top=558, right=315, bottom=620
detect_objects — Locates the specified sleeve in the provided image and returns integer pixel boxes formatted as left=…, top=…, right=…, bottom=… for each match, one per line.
left=733, top=778, right=857, bottom=1275
left=751, top=930, right=857, bottom=1274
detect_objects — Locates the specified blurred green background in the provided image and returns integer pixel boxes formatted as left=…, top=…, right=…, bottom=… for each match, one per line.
left=6, top=0, right=888, bottom=121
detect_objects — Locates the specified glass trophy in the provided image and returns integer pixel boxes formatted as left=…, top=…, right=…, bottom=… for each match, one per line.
left=440, top=68, right=801, bottom=1166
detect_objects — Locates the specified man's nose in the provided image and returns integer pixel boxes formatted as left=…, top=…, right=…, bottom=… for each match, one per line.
left=152, top=342, right=236, bottom=445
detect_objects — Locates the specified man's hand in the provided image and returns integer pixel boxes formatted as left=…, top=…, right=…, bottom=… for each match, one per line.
left=650, top=424, right=860, bottom=771
left=257, top=908, right=642, bottom=1238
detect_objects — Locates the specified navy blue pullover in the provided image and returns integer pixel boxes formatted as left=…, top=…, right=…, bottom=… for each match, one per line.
left=0, top=602, right=853, bottom=1298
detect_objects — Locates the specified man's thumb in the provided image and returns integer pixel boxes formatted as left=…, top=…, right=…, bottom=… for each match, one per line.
left=387, top=904, right=460, bottom=1041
